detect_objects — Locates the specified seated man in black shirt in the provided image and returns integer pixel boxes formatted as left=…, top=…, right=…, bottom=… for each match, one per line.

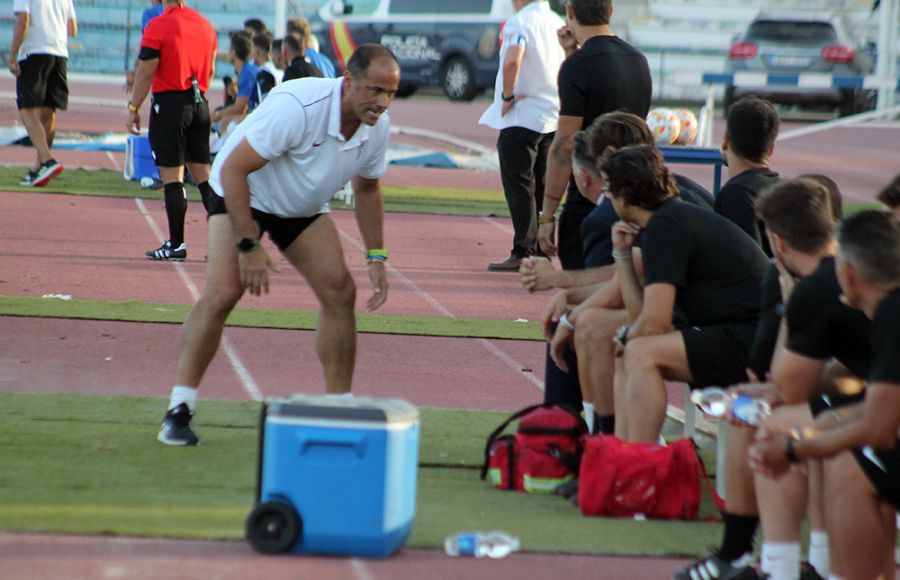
left=281, top=34, right=322, bottom=82
left=716, top=96, right=781, bottom=256
left=751, top=210, right=900, bottom=580
left=592, top=145, right=768, bottom=443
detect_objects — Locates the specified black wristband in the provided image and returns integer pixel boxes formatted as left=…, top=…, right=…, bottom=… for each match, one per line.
left=501, top=93, right=515, bottom=103
left=784, top=435, right=800, bottom=464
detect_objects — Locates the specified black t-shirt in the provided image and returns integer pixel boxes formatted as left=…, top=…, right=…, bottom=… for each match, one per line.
left=642, top=198, right=769, bottom=327
left=868, top=287, right=900, bottom=383
left=785, top=257, right=871, bottom=378
left=558, top=35, right=652, bottom=213
left=714, top=168, right=780, bottom=256
left=580, top=174, right=714, bottom=268
left=748, top=263, right=783, bottom=377
left=283, top=58, right=323, bottom=82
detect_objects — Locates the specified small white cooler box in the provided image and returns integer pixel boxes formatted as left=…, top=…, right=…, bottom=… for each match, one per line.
left=246, top=394, right=419, bottom=558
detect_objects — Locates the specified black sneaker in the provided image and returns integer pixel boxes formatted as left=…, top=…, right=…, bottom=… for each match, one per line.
left=19, top=169, right=39, bottom=187
left=29, top=159, right=64, bottom=187
left=158, top=403, right=199, bottom=446
left=673, top=551, right=760, bottom=580
left=146, top=240, right=187, bottom=261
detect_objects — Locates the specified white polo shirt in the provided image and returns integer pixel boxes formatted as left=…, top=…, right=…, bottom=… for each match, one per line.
left=13, top=0, right=76, bottom=58
left=210, top=77, right=390, bottom=218
left=478, top=0, right=564, bottom=134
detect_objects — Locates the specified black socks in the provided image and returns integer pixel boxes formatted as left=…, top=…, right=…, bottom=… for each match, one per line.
left=595, top=414, right=616, bottom=435
left=163, top=181, right=187, bottom=247
left=197, top=180, right=214, bottom=214
left=718, top=512, right=760, bottom=561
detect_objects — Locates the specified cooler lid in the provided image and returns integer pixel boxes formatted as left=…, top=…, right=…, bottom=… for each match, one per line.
left=266, top=394, right=419, bottom=424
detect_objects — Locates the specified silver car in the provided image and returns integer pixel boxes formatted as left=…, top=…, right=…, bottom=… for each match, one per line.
left=725, top=12, right=875, bottom=116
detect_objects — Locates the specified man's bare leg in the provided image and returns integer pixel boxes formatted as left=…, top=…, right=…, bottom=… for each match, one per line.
left=573, top=307, right=628, bottom=429
left=39, top=106, right=56, bottom=149
left=282, top=215, right=357, bottom=393
left=18, top=107, right=52, bottom=168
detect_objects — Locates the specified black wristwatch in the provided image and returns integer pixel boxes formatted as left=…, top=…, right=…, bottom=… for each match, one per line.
left=236, top=237, right=260, bottom=253
left=501, top=93, right=515, bottom=103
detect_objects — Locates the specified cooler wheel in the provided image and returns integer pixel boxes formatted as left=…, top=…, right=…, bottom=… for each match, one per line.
left=246, top=501, right=301, bottom=554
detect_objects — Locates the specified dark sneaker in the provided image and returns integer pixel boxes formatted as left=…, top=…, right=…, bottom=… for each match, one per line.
left=146, top=240, right=187, bottom=261
left=487, top=255, right=523, bottom=272
left=673, top=552, right=760, bottom=580
left=19, top=169, right=39, bottom=187
left=30, top=159, right=64, bottom=187
left=800, top=562, right=825, bottom=580
left=158, top=403, right=199, bottom=446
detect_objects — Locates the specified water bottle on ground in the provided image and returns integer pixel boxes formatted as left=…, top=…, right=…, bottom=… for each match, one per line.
left=690, top=387, right=771, bottom=426
left=444, top=530, right=521, bottom=558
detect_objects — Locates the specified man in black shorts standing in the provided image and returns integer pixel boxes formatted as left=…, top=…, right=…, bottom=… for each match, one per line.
left=538, top=0, right=651, bottom=270
left=8, top=0, right=77, bottom=187
left=716, top=96, right=781, bottom=256
left=127, top=0, right=217, bottom=261
left=751, top=210, right=900, bottom=580
left=157, top=45, right=399, bottom=446
left=595, top=145, right=768, bottom=443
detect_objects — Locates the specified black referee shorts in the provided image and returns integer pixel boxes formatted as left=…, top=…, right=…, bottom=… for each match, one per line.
left=148, top=90, right=211, bottom=168
left=206, top=194, right=323, bottom=251
left=16, top=54, right=69, bottom=110
left=681, top=322, right=757, bottom=388
left=853, top=442, right=900, bottom=511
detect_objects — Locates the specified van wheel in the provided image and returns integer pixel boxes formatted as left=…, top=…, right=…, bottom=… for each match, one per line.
left=442, top=57, right=478, bottom=101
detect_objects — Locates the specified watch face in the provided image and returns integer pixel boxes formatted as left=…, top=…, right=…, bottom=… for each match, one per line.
left=237, top=238, right=257, bottom=252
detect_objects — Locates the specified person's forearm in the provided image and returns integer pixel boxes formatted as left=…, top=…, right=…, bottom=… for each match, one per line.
left=221, top=167, right=260, bottom=241
left=129, top=59, right=156, bottom=107
left=563, top=282, right=605, bottom=306
left=573, top=277, right=623, bottom=315
left=615, top=256, right=643, bottom=320
left=10, top=15, right=28, bottom=58
left=558, top=265, right=615, bottom=289
left=543, top=136, right=572, bottom=216
left=502, top=54, right=521, bottom=98
left=353, top=182, right=385, bottom=252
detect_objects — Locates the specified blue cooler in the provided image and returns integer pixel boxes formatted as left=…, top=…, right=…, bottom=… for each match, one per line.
left=123, top=134, right=159, bottom=181
left=246, top=394, right=419, bottom=558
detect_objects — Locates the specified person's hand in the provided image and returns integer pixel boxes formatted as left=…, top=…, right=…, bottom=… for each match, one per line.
left=549, top=322, right=574, bottom=372
left=501, top=98, right=514, bottom=117
left=520, top=256, right=557, bottom=293
left=127, top=110, right=141, bottom=135
left=366, top=261, right=388, bottom=311
left=611, top=221, right=641, bottom=253
left=124, top=71, right=135, bottom=93
left=541, top=291, right=569, bottom=340
left=748, top=427, right=796, bottom=479
left=238, top=247, right=279, bottom=296
left=8, top=56, right=20, bottom=76
left=538, top=221, right=558, bottom=256
left=557, top=25, right=578, bottom=54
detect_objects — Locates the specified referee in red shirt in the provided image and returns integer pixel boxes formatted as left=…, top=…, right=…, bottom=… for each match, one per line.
left=127, top=0, right=217, bottom=261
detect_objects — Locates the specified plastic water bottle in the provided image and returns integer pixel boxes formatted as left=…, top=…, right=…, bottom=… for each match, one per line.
left=690, top=387, right=771, bottom=426
left=444, top=531, right=521, bottom=558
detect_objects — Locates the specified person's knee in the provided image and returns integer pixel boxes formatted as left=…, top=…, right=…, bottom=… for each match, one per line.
left=623, top=337, right=659, bottom=377
left=199, top=283, right=242, bottom=317
left=573, top=308, right=618, bottom=356
left=319, top=269, right=356, bottom=310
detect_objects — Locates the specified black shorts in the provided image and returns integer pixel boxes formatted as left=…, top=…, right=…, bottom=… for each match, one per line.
left=16, top=54, right=68, bottom=110
left=681, top=322, right=757, bottom=388
left=148, top=90, right=211, bottom=167
left=207, top=194, right=323, bottom=251
left=853, top=442, right=900, bottom=511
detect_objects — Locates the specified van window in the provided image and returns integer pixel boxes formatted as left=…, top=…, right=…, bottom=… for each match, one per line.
left=389, top=0, right=493, bottom=14
left=341, top=0, right=381, bottom=16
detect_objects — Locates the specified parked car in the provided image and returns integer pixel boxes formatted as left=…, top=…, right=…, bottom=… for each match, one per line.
left=310, top=0, right=515, bottom=100
left=725, top=12, right=875, bottom=116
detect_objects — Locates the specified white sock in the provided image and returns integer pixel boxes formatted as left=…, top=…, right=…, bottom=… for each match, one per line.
left=338, top=392, right=353, bottom=398
left=808, top=530, right=829, bottom=578
left=582, top=402, right=595, bottom=433
left=169, top=385, right=198, bottom=412
left=761, top=542, right=801, bottom=580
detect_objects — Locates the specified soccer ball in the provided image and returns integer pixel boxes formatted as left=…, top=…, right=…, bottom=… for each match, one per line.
left=672, top=108, right=699, bottom=145
left=646, top=108, right=681, bottom=146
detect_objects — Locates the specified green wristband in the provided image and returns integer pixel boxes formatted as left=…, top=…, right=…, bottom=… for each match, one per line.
left=365, top=248, right=388, bottom=260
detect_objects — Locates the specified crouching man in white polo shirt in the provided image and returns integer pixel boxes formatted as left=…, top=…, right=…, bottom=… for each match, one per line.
left=157, top=44, right=400, bottom=446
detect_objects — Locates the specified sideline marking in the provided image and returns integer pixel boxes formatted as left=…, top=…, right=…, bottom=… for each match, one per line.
left=134, top=198, right=263, bottom=402
left=350, top=559, right=377, bottom=580
left=336, top=223, right=543, bottom=390
left=105, top=151, right=120, bottom=171
left=480, top=215, right=514, bottom=236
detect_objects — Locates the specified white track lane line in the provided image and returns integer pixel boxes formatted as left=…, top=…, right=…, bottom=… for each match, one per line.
left=105, top=151, right=120, bottom=171
left=337, top=226, right=543, bottom=390
left=480, top=215, right=514, bottom=236
left=350, top=559, right=377, bottom=580
left=134, top=198, right=263, bottom=402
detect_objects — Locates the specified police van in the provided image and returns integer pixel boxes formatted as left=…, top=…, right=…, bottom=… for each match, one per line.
left=312, top=0, right=556, bottom=100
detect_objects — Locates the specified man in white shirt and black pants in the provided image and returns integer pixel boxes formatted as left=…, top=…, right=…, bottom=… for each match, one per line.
left=7, top=0, right=77, bottom=187
left=157, top=44, right=400, bottom=446
left=480, top=0, right=564, bottom=272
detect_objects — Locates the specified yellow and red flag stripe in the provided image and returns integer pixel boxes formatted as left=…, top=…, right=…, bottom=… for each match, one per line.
left=329, top=21, right=357, bottom=71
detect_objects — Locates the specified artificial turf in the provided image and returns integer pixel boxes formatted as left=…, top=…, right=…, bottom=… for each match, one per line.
left=0, top=392, right=724, bottom=556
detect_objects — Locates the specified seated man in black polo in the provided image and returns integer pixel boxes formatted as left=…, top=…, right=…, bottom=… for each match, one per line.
left=594, top=144, right=768, bottom=443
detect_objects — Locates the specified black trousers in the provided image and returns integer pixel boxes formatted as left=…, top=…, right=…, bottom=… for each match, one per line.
left=497, top=127, right=554, bottom=258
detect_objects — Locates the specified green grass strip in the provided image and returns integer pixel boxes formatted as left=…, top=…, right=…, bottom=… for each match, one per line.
left=0, top=392, right=723, bottom=556
left=0, top=167, right=509, bottom=217
left=0, top=296, right=543, bottom=341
